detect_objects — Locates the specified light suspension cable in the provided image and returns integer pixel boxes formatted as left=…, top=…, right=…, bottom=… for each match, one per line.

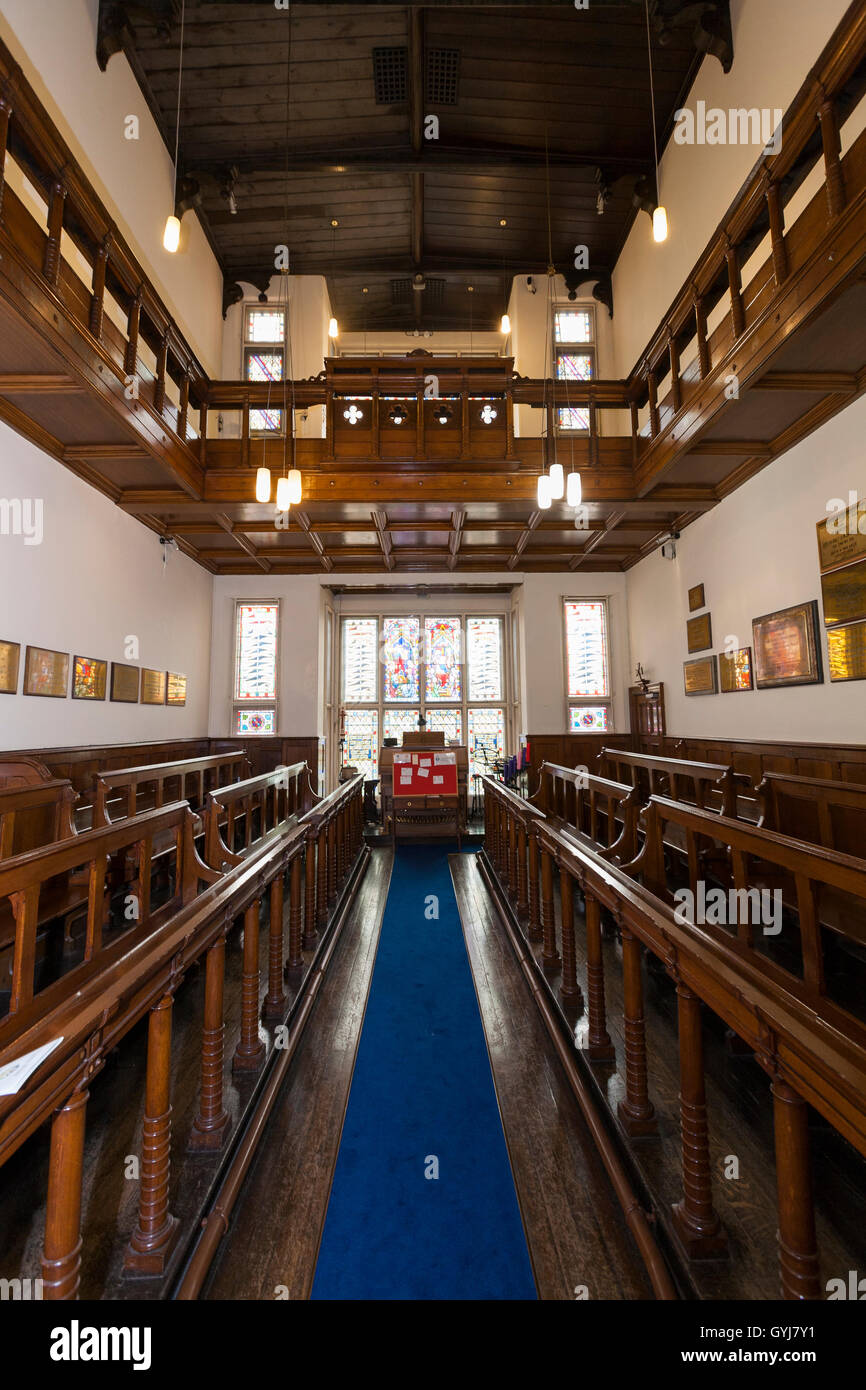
left=645, top=0, right=668, bottom=242
left=163, top=0, right=186, bottom=252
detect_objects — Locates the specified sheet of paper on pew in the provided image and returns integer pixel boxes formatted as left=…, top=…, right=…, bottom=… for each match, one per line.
left=0, top=1037, right=64, bottom=1096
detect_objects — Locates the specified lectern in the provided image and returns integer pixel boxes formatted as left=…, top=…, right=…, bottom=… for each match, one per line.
left=379, top=731, right=469, bottom=847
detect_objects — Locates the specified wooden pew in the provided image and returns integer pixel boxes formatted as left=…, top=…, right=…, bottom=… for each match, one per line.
left=532, top=760, right=641, bottom=866
left=756, top=771, right=866, bottom=856
left=91, top=750, right=250, bottom=828
left=202, top=763, right=314, bottom=869
left=597, top=747, right=746, bottom=817
left=0, top=779, right=78, bottom=859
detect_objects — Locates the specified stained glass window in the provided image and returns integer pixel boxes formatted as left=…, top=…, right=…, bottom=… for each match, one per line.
left=235, top=708, right=276, bottom=736
left=235, top=603, right=278, bottom=700
left=426, top=708, right=463, bottom=744
left=383, top=709, right=419, bottom=743
left=245, top=308, right=285, bottom=343
left=424, top=617, right=462, bottom=701
left=468, top=707, right=505, bottom=781
left=344, top=708, right=378, bottom=781
left=342, top=618, right=378, bottom=703
left=383, top=617, right=420, bottom=702
left=569, top=706, right=610, bottom=733
left=556, top=352, right=592, bottom=432
left=554, top=310, right=592, bottom=344
left=565, top=601, right=609, bottom=698
left=246, top=349, right=284, bottom=433
left=467, top=617, right=502, bottom=700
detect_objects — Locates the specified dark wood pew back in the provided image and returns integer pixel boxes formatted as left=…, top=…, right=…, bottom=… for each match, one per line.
left=92, top=751, right=250, bottom=828
left=0, top=780, right=78, bottom=860
left=533, top=760, right=641, bottom=864
left=203, top=763, right=314, bottom=868
left=597, top=747, right=744, bottom=817
left=757, top=772, right=866, bottom=858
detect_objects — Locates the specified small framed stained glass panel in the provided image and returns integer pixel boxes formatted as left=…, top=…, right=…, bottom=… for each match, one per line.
left=235, top=708, right=276, bottom=736
left=569, top=705, right=610, bottom=732
left=24, top=646, right=68, bottom=698
left=565, top=601, right=609, bottom=698
left=72, top=655, right=107, bottom=701
left=0, top=639, right=20, bottom=694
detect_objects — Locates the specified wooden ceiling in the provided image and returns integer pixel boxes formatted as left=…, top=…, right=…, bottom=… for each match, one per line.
left=97, top=0, right=721, bottom=328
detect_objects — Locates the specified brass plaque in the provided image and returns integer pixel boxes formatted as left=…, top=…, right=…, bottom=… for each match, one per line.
left=141, top=668, right=166, bottom=705
left=0, top=639, right=20, bottom=695
left=816, top=504, right=866, bottom=573
left=820, top=557, right=866, bottom=628
left=688, top=583, right=705, bottom=612
left=719, top=646, right=753, bottom=693
left=687, top=612, right=712, bottom=653
left=72, top=655, right=107, bottom=701
left=684, top=655, right=718, bottom=695
left=166, top=671, right=187, bottom=706
left=752, top=600, right=823, bottom=688
left=24, top=645, right=69, bottom=698
left=828, top=622, right=866, bottom=683
left=111, top=662, right=140, bottom=703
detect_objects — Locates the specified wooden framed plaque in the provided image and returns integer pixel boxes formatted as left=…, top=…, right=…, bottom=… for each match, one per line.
left=683, top=655, right=718, bottom=696
left=0, top=639, right=20, bottom=694
left=827, top=621, right=866, bottom=683
left=816, top=504, right=866, bottom=573
left=23, top=645, right=69, bottom=698
left=110, top=662, right=140, bottom=703
left=688, top=583, right=706, bottom=612
left=719, top=646, right=754, bottom=693
left=141, top=668, right=166, bottom=705
left=820, top=557, right=866, bottom=628
left=166, top=672, right=187, bottom=706
left=72, top=655, right=107, bottom=701
left=752, top=600, right=823, bottom=689
left=687, top=612, right=712, bottom=653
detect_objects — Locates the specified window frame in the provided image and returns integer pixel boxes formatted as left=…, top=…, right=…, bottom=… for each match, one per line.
left=562, top=596, right=613, bottom=734
left=553, top=304, right=596, bottom=434
left=231, top=597, right=281, bottom=736
left=242, top=303, right=286, bottom=437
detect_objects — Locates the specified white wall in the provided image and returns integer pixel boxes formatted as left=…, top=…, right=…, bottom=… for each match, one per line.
left=0, top=422, right=213, bottom=748
left=0, top=0, right=225, bottom=377
left=626, top=395, right=866, bottom=742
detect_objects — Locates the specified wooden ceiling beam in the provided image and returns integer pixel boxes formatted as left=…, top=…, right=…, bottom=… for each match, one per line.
left=372, top=509, right=395, bottom=572
left=569, top=509, right=626, bottom=570
left=294, top=509, right=334, bottom=572
left=214, top=512, right=270, bottom=572
left=65, top=442, right=149, bottom=461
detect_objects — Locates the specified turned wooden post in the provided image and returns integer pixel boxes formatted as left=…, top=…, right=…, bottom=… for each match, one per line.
left=263, top=874, right=286, bottom=1019
left=630, top=399, right=639, bottom=465
left=178, top=370, right=190, bottom=440
left=0, top=95, right=11, bottom=221
left=303, top=834, right=318, bottom=949
left=818, top=96, right=845, bottom=218
left=154, top=332, right=169, bottom=414
left=540, top=846, right=560, bottom=968
left=693, top=292, right=710, bottom=380
left=189, top=935, right=231, bottom=1150
left=772, top=1078, right=821, bottom=1299
left=43, top=178, right=67, bottom=286
left=327, top=816, right=337, bottom=902
left=559, top=865, right=582, bottom=1003
left=42, top=1089, right=88, bottom=1299
left=287, top=854, right=304, bottom=972
left=527, top=829, right=542, bottom=942
left=316, top=823, right=328, bottom=927
left=671, top=984, right=727, bottom=1257
left=89, top=233, right=111, bottom=340
left=125, top=288, right=142, bottom=377
left=667, top=327, right=682, bottom=412
left=765, top=178, right=788, bottom=285
left=585, top=894, right=614, bottom=1059
left=647, top=369, right=660, bottom=439
left=233, top=901, right=265, bottom=1071
left=517, top=822, right=528, bottom=915
left=617, top=928, right=657, bottom=1135
left=125, top=995, right=179, bottom=1273
left=725, top=238, right=745, bottom=339
left=507, top=809, right=518, bottom=896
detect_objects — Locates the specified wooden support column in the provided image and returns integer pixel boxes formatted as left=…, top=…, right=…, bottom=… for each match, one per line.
left=693, top=292, right=710, bottom=380
left=671, top=985, right=727, bottom=1257
left=199, top=400, right=208, bottom=465
left=371, top=391, right=381, bottom=460
left=540, top=846, right=560, bottom=968
left=287, top=854, right=304, bottom=971
left=124, top=995, right=179, bottom=1273
left=41, top=1089, right=88, bottom=1299
left=316, top=823, right=328, bottom=927
left=517, top=822, right=528, bottom=915
left=0, top=95, right=11, bottom=220
left=189, top=935, right=231, bottom=1150
left=617, top=928, right=657, bottom=1135
left=559, top=866, right=582, bottom=1003
left=588, top=399, right=599, bottom=466
left=241, top=391, right=251, bottom=469
left=178, top=370, right=190, bottom=440
left=772, top=1078, right=821, bottom=1299
left=818, top=96, right=846, bottom=218
left=263, top=874, right=286, bottom=1018
left=89, top=233, right=111, bottom=340
left=125, top=288, right=142, bottom=377
left=585, top=895, right=614, bottom=1059
left=765, top=178, right=788, bottom=285
left=725, top=238, right=745, bottom=339
left=647, top=370, right=660, bottom=439
left=43, top=178, right=67, bottom=286
left=416, top=384, right=425, bottom=457
left=303, top=834, right=318, bottom=949
left=527, top=830, right=542, bottom=942
left=460, top=388, right=470, bottom=458
left=630, top=400, right=639, bottom=464
left=505, top=384, right=515, bottom=456
left=667, top=327, right=681, bottom=412
left=233, top=901, right=265, bottom=1071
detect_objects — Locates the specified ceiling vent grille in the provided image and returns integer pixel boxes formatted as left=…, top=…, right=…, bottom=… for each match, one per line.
left=426, top=48, right=460, bottom=106
left=372, top=47, right=408, bottom=105
left=391, top=277, right=446, bottom=306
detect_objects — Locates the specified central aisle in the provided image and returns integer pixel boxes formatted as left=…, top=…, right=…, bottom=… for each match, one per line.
left=311, top=844, right=537, bottom=1300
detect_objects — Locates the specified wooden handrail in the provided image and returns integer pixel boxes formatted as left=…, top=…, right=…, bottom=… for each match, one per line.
left=202, top=762, right=313, bottom=868
left=92, top=751, right=250, bottom=826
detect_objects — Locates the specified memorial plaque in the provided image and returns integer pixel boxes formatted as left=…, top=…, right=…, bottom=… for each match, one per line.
left=0, top=639, right=20, bottom=695
left=166, top=672, right=187, bottom=706
left=719, top=646, right=754, bottom=693
left=687, top=612, right=712, bottom=653
left=816, top=505, right=866, bottom=573
left=141, top=668, right=166, bottom=705
left=820, top=557, right=866, bottom=628
left=752, top=600, right=823, bottom=688
left=828, top=621, right=866, bottom=683
left=24, top=645, right=69, bottom=698
left=110, top=662, right=140, bottom=703
left=688, top=583, right=706, bottom=612
left=72, top=655, right=107, bottom=701
left=683, top=655, right=718, bottom=695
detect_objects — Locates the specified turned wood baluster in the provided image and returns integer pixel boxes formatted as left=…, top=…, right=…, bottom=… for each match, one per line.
left=89, top=233, right=111, bottom=339
left=43, top=178, right=67, bottom=286
left=540, top=846, right=560, bottom=968
left=124, top=995, right=179, bottom=1273
left=819, top=96, right=846, bottom=218
left=42, top=1089, right=88, bottom=1299
left=178, top=370, right=190, bottom=440
left=667, top=326, right=682, bottom=412
left=303, top=833, right=318, bottom=949
left=517, top=822, right=528, bottom=916
left=125, top=287, right=142, bottom=377
left=765, top=178, right=788, bottom=285
left=287, top=854, right=304, bottom=972
left=527, top=829, right=542, bottom=942
left=263, top=874, right=286, bottom=1019
left=630, top=399, right=639, bottom=465
left=725, top=237, right=745, bottom=339
left=772, top=1078, right=821, bottom=1299
left=559, top=865, right=582, bottom=1003
left=154, top=331, right=169, bottom=414
left=585, top=894, right=614, bottom=1059
left=316, top=823, right=328, bottom=927
left=233, top=901, right=265, bottom=1071
left=506, top=808, right=517, bottom=895
left=327, top=816, right=337, bottom=902
left=0, top=95, right=11, bottom=220
left=189, top=934, right=231, bottom=1150
left=671, top=985, right=727, bottom=1257
left=693, top=292, right=710, bottom=380
left=617, top=928, right=657, bottom=1135
left=647, top=369, right=660, bottom=440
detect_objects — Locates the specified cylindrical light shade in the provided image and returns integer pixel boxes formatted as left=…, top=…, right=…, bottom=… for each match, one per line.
left=275, top=475, right=291, bottom=511
left=537, top=474, right=553, bottom=509
left=549, top=461, right=564, bottom=499
left=500, top=313, right=511, bottom=334
left=163, top=214, right=181, bottom=253
left=566, top=470, right=582, bottom=507
left=255, top=466, right=271, bottom=503
left=328, top=316, right=339, bottom=338
left=287, top=468, right=302, bottom=504
left=652, top=206, right=669, bottom=243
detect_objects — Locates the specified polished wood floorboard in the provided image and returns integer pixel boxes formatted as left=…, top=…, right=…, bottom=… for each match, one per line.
left=202, top=849, right=392, bottom=1300
left=450, top=853, right=653, bottom=1300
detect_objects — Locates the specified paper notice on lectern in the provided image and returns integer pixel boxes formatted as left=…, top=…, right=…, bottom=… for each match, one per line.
left=394, top=753, right=411, bottom=764
left=433, top=775, right=444, bottom=785
left=417, top=766, right=430, bottom=778
left=434, top=752, right=456, bottom=765
left=399, top=769, right=412, bottom=784
left=0, top=1037, right=64, bottom=1096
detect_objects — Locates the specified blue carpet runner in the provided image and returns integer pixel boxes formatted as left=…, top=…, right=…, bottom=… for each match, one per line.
left=311, top=844, right=537, bottom=1300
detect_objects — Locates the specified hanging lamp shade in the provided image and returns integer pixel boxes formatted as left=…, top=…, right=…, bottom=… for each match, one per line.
left=549, top=461, right=564, bottom=499
left=500, top=313, right=511, bottom=334
left=566, top=471, right=582, bottom=508
left=287, top=468, right=302, bottom=504
left=255, top=466, right=271, bottom=503
left=163, top=214, right=181, bottom=253
left=653, top=206, right=669, bottom=243
left=328, top=316, right=339, bottom=338
left=537, top=474, right=553, bottom=509
left=275, top=475, right=291, bottom=511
